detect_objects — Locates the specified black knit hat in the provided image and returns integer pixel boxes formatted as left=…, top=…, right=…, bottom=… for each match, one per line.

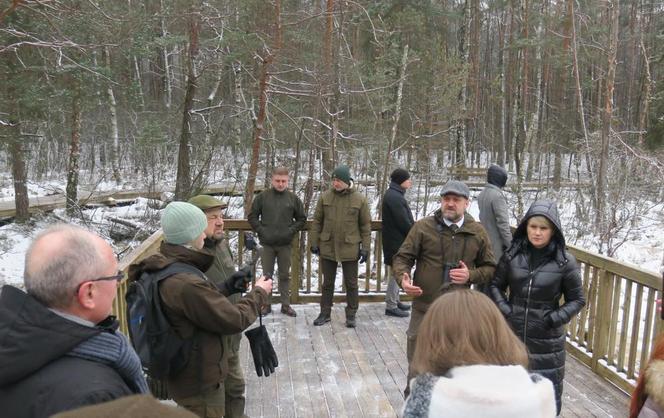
left=390, top=168, right=410, bottom=185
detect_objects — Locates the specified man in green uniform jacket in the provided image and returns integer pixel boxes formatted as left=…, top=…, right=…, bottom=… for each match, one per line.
left=189, top=195, right=248, bottom=418
left=309, top=165, right=371, bottom=328
left=248, top=167, right=306, bottom=317
left=392, top=180, right=496, bottom=396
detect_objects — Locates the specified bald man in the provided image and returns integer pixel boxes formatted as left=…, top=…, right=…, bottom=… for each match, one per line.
left=0, top=224, right=146, bottom=418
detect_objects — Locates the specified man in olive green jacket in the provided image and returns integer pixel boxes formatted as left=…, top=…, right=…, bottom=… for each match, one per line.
left=189, top=194, right=247, bottom=418
left=310, top=165, right=371, bottom=328
left=129, top=202, right=273, bottom=418
left=392, top=180, right=496, bottom=396
left=248, top=167, right=306, bottom=317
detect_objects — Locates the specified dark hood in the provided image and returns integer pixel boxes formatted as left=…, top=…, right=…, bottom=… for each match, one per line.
left=128, top=241, right=214, bottom=282
left=510, top=199, right=567, bottom=263
left=487, top=164, right=508, bottom=188
left=0, top=285, right=100, bottom=386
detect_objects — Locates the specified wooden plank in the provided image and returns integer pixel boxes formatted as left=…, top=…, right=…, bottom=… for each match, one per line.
left=569, top=245, right=661, bottom=289
left=308, top=308, right=353, bottom=417
left=617, top=280, right=632, bottom=372
left=356, top=307, right=407, bottom=413
left=627, top=284, right=644, bottom=379
left=607, top=273, right=622, bottom=365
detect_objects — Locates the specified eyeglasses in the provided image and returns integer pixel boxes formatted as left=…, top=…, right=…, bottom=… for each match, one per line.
left=74, top=271, right=125, bottom=294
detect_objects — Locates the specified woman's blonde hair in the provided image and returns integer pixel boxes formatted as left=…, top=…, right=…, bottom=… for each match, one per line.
left=527, top=215, right=553, bottom=229
left=412, top=289, right=529, bottom=376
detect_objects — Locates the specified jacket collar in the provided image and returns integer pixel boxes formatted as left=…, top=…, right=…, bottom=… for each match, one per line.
left=160, top=241, right=214, bottom=272
left=388, top=181, right=406, bottom=194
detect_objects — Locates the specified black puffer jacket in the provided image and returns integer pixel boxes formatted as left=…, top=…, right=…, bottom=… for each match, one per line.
left=381, top=181, right=415, bottom=265
left=0, top=286, right=134, bottom=418
left=489, top=200, right=585, bottom=414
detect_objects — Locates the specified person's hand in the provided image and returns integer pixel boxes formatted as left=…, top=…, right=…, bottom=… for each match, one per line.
left=449, top=260, right=470, bottom=284
left=358, top=249, right=368, bottom=264
left=244, top=232, right=258, bottom=250
left=401, top=273, right=423, bottom=296
left=254, top=276, right=273, bottom=294
left=224, top=268, right=252, bottom=294
left=310, top=246, right=320, bottom=255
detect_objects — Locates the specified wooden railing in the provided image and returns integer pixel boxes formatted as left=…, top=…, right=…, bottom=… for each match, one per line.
left=565, top=244, right=662, bottom=393
left=114, top=220, right=662, bottom=394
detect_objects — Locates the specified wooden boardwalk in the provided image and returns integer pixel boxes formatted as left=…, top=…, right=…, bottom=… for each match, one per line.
left=239, top=303, right=629, bottom=418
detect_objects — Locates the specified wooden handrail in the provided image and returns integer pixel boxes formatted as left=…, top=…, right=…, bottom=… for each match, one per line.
left=115, top=220, right=662, bottom=394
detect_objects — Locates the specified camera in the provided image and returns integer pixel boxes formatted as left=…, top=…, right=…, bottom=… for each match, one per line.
left=442, top=262, right=461, bottom=284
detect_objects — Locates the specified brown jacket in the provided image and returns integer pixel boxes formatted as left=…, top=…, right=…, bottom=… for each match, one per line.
left=392, top=210, right=496, bottom=312
left=128, top=242, right=267, bottom=399
left=310, top=186, right=371, bottom=262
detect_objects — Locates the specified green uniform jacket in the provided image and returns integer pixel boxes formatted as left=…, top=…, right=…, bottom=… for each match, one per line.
left=202, top=235, right=242, bottom=351
left=128, top=242, right=267, bottom=399
left=310, top=187, right=371, bottom=262
left=248, top=188, right=306, bottom=246
left=392, top=210, right=496, bottom=312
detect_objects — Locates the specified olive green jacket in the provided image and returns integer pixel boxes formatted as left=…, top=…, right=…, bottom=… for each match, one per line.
left=310, top=186, right=371, bottom=262
left=201, top=235, right=242, bottom=352
left=248, top=188, right=306, bottom=246
left=392, top=210, right=496, bottom=312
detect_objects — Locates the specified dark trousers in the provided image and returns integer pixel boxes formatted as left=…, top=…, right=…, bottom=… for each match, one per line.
left=320, top=258, right=359, bottom=318
left=405, top=308, right=425, bottom=398
left=261, top=244, right=292, bottom=306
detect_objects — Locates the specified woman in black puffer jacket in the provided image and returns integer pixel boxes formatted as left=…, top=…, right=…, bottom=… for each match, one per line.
left=489, top=199, right=586, bottom=415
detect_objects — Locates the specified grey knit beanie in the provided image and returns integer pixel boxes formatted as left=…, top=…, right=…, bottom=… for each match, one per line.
left=161, top=201, right=207, bottom=245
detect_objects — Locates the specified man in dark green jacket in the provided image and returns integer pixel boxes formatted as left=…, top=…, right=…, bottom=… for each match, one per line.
left=188, top=194, right=247, bottom=418
left=392, top=180, right=496, bottom=396
left=310, top=165, right=371, bottom=328
left=248, top=167, right=306, bottom=317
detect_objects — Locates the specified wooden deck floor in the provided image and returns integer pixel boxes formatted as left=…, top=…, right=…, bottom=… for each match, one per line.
left=239, top=302, right=629, bottom=417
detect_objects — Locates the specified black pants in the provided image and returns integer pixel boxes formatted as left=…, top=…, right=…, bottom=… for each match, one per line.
left=320, top=258, right=359, bottom=318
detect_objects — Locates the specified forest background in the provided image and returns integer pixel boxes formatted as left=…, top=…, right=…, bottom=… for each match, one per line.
left=0, top=0, right=663, bottom=273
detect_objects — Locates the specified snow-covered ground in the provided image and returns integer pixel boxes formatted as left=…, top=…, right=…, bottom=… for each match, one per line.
left=1, top=174, right=662, bottom=289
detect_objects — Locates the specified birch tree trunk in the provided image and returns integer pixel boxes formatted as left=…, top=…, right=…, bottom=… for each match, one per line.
left=160, top=0, right=172, bottom=109
left=10, top=135, right=29, bottom=223
left=378, top=45, right=409, bottom=212
left=104, top=47, right=121, bottom=185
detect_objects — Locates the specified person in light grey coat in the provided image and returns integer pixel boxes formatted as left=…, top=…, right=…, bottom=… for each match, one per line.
left=478, top=164, right=512, bottom=263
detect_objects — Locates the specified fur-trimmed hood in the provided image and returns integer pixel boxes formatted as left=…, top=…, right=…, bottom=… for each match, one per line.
left=645, top=360, right=664, bottom=411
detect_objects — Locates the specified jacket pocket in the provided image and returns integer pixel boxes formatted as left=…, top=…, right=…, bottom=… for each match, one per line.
left=320, top=231, right=331, bottom=241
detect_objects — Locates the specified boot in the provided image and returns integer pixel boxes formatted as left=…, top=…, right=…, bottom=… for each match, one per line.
left=397, top=301, right=411, bottom=311
left=345, top=316, right=356, bottom=328
left=313, top=312, right=331, bottom=326
left=385, top=307, right=409, bottom=317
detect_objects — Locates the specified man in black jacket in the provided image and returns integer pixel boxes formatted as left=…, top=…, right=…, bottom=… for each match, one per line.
left=382, top=168, right=415, bottom=317
left=0, top=225, right=146, bottom=418
left=248, top=166, right=306, bottom=316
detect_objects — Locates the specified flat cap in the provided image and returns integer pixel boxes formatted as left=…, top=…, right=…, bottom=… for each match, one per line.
left=440, top=180, right=470, bottom=199
left=187, top=194, right=227, bottom=210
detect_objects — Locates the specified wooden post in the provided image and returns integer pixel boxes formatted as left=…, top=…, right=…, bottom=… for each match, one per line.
left=592, top=269, right=614, bottom=371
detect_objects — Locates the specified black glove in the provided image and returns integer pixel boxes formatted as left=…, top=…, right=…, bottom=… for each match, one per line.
left=223, top=267, right=252, bottom=295
left=358, top=249, right=368, bottom=264
left=310, top=246, right=320, bottom=255
left=244, top=232, right=258, bottom=250
left=245, top=325, right=279, bottom=377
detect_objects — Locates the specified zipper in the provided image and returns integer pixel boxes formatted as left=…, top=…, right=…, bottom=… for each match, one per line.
left=523, top=271, right=534, bottom=343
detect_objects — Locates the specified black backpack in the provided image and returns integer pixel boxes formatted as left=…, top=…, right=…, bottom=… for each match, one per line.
left=125, top=262, right=206, bottom=379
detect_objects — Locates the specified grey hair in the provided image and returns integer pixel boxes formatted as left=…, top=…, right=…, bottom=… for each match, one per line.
left=24, top=224, right=109, bottom=309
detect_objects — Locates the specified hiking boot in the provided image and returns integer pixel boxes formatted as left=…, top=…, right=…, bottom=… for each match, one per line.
left=281, top=305, right=297, bottom=317
left=313, top=313, right=331, bottom=326
left=385, top=307, right=409, bottom=317
left=261, top=304, right=272, bottom=315
left=397, top=302, right=411, bottom=311
left=345, top=317, right=356, bottom=328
